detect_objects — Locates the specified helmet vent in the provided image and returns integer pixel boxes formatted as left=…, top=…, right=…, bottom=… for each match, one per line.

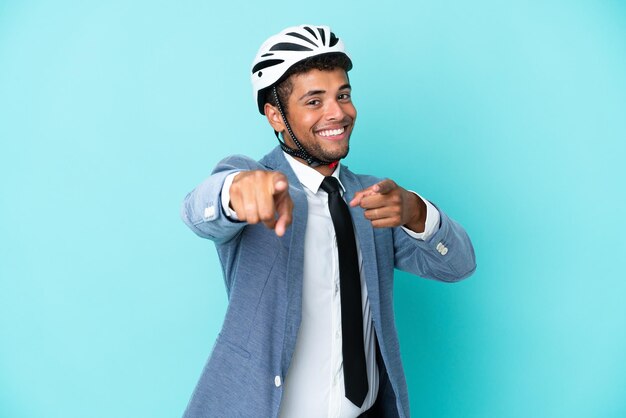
left=270, top=42, right=313, bottom=52
left=303, top=26, right=318, bottom=39
left=317, top=28, right=326, bottom=45
left=252, top=59, right=285, bottom=74
left=329, top=33, right=339, bottom=47
left=286, top=32, right=318, bottom=47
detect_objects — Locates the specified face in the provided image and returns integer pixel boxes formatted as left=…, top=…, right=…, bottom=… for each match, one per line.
left=280, top=68, right=357, bottom=165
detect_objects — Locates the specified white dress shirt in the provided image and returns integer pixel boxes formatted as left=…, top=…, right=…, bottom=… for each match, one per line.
left=221, top=154, right=440, bottom=418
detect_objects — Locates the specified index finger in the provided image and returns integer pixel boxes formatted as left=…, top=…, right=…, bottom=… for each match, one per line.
left=274, top=197, right=293, bottom=237
left=349, top=179, right=397, bottom=206
left=349, top=184, right=378, bottom=207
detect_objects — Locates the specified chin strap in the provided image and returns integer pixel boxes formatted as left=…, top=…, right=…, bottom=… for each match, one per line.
left=272, top=86, right=338, bottom=168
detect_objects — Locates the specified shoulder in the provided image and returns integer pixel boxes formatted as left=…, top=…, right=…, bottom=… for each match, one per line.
left=214, top=146, right=286, bottom=172
left=212, top=154, right=266, bottom=174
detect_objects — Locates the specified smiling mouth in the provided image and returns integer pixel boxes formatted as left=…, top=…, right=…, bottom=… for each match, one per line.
left=316, top=127, right=346, bottom=137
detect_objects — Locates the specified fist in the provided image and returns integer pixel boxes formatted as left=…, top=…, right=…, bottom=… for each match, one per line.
left=229, top=170, right=294, bottom=236
left=350, top=179, right=426, bottom=232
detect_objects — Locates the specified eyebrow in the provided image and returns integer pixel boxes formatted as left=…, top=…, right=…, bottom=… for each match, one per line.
left=298, top=83, right=352, bottom=101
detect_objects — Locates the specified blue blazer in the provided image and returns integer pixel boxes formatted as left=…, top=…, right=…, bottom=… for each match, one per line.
left=180, top=146, right=476, bottom=417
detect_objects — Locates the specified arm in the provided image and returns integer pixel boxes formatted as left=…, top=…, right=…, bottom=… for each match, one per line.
left=180, top=155, right=257, bottom=243
left=180, top=155, right=293, bottom=244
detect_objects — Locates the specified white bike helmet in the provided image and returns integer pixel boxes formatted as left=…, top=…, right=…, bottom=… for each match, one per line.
left=251, top=24, right=352, bottom=115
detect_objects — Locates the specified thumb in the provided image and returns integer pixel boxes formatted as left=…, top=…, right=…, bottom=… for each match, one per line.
left=373, top=179, right=397, bottom=194
left=270, top=172, right=289, bottom=195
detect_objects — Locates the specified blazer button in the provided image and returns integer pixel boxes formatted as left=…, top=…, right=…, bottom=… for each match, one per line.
left=274, top=375, right=282, bottom=387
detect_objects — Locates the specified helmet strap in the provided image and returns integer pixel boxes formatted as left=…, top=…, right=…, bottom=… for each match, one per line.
left=272, top=86, right=338, bottom=168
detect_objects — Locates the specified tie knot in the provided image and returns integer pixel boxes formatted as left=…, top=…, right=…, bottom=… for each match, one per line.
left=320, top=176, right=341, bottom=194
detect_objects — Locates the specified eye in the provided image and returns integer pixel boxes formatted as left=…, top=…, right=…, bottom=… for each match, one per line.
left=306, top=99, right=321, bottom=106
left=338, top=93, right=351, bottom=101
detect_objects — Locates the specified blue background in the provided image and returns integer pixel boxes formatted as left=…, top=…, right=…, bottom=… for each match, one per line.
left=1, top=1, right=625, bottom=417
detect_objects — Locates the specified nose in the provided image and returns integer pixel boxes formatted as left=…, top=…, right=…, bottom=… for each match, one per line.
left=325, top=99, right=344, bottom=120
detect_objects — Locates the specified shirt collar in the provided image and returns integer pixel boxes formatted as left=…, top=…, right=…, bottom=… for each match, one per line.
left=283, top=152, right=346, bottom=194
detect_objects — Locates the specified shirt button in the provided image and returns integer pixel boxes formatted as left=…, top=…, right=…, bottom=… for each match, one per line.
left=274, top=375, right=282, bottom=387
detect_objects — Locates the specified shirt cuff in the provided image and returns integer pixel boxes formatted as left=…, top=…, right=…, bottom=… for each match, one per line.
left=221, top=172, right=240, bottom=220
left=401, top=192, right=440, bottom=241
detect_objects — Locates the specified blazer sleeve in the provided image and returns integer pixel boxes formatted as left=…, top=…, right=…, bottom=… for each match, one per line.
left=392, top=207, right=476, bottom=282
left=180, top=155, right=265, bottom=244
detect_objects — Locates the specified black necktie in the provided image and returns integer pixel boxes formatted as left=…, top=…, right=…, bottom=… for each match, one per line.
left=320, top=176, right=368, bottom=407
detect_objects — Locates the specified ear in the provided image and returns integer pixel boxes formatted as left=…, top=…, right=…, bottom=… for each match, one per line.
left=264, top=103, right=285, bottom=133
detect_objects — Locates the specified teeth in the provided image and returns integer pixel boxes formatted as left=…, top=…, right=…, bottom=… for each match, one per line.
left=318, top=127, right=345, bottom=137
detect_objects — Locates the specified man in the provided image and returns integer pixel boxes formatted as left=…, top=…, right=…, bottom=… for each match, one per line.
left=181, top=25, right=476, bottom=418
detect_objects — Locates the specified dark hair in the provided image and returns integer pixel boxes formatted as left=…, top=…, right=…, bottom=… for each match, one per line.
left=263, top=52, right=352, bottom=116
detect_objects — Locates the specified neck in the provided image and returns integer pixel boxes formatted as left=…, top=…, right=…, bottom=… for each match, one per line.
left=291, top=156, right=336, bottom=176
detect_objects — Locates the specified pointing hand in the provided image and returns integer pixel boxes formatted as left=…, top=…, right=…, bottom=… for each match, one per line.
left=229, top=170, right=294, bottom=236
left=350, top=179, right=426, bottom=232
